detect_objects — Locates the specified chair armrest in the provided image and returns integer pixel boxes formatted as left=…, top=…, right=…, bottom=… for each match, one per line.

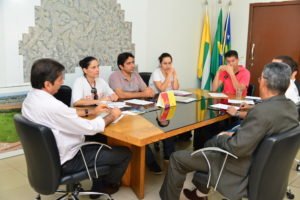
left=191, top=147, right=238, bottom=159
left=74, top=142, right=112, bottom=181
left=191, top=147, right=238, bottom=191
left=73, top=141, right=112, bottom=150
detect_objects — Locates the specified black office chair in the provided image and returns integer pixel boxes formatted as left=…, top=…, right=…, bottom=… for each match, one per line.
left=54, top=85, right=72, bottom=107
left=192, top=125, right=300, bottom=200
left=247, top=84, right=255, bottom=96
left=14, top=114, right=112, bottom=200
left=139, top=72, right=152, bottom=86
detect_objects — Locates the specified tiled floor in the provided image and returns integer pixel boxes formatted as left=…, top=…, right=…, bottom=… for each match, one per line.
left=1, top=141, right=300, bottom=200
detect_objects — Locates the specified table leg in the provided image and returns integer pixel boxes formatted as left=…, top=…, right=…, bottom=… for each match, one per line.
left=107, top=138, right=145, bottom=199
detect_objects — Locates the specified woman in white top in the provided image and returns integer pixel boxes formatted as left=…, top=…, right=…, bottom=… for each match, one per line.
left=149, top=53, right=180, bottom=93
left=72, top=56, right=118, bottom=106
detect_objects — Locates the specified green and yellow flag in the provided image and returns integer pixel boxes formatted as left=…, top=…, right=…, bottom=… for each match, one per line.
left=210, top=9, right=223, bottom=80
left=197, top=11, right=211, bottom=90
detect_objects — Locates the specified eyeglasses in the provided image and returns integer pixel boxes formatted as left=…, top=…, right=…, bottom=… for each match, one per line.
left=91, top=87, right=98, bottom=100
left=258, top=76, right=268, bottom=82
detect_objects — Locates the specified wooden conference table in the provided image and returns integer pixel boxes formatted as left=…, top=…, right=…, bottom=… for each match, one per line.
left=82, top=89, right=231, bottom=199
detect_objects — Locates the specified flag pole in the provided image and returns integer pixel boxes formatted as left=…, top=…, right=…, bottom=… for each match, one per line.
left=222, top=1, right=231, bottom=54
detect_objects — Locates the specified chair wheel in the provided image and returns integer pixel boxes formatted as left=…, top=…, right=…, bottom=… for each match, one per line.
left=296, top=163, right=300, bottom=171
left=35, top=194, right=41, bottom=200
left=287, top=190, right=295, bottom=199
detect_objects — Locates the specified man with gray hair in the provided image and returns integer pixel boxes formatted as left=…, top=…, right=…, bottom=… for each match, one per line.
left=160, top=62, right=299, bottom=200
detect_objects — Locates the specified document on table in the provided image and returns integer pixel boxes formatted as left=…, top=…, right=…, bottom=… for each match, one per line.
left=228, top=99, right=255, bottom=105
left=172, top=90, right=192, bottom=96
left=209, top=103, right=239, bottom=110
left=124, top=99, right=154, bottom=106
left=245, top=96, right=261, bottom=100
left=122, top=109, right=145, bottom=115
left=208, top=93, right=228, bottom=98
left=175, top=96, right=196, bottom=103
left=107, top=102, right=130, bottom=109
left=112, top=114, right=124, bottom=124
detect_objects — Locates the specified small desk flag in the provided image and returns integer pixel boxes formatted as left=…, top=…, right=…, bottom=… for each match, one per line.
left=156, top=91, right=176, bottom=108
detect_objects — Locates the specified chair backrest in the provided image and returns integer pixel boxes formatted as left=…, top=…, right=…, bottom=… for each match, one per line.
left=139, top=72, right=152, bottom=86
left=14, top=114, right=61, bottom=195
left=248, top=125, right=300, bottom=200
left=54, top=85, right=72, bottom=107
left=247, top=84, right=255, bottom=96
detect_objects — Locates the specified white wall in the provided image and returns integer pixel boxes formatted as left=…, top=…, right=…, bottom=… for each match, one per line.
left=0, top=0, right=40, bottom=88
left=0, top=1, right=5, bottom=87
left=0, top=0, right=295, bottom=91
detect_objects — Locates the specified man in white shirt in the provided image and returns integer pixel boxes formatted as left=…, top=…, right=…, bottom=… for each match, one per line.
left=272, top=55, right=300, bottom=104
left=22, top=58, right=131, bottom=198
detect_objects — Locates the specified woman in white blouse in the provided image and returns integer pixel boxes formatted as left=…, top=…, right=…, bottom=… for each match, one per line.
left=149, top=53, right=180, bottom=93
left=72, top=56, right=118, bottom=106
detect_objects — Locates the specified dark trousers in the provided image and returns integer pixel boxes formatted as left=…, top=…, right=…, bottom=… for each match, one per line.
left=62, top=145, right=131, bottom=185
left=85, top=133, right=107, bottom=144
left=146, top=137, right=175, bottom=166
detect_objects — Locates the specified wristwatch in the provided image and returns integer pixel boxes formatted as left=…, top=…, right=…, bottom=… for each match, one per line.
left=84, top=109, right=89, bottom=117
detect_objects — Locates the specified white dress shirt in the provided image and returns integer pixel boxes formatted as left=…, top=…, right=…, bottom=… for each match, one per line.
left=22, top=89, right=105, bottom=164
left=285, top=79, right=300, bottom=104
left=72, top=76, right=115, bottom=105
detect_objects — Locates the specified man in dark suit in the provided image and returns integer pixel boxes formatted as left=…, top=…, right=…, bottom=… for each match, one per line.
left=159, top=62, right=299, bottom=200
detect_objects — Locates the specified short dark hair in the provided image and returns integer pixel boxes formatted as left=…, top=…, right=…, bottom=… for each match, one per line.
left=79, top=56, right=97, bottom=69
left=117, top=52, right=134, bottom=70
left=273, top=55, right=298, bottom=72
left=224, top=50, right=239, bottom=59
left=262, top=62, right=291, bottom=95
left=31, top=58, right=65, bottom=89
left=158, top=53, right=173, bottom=63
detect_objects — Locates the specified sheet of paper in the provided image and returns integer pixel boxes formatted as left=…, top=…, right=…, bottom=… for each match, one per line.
left=245, top=96, right=261, bottom=100
left=112, top=114, right=124, bottom=124
left=209, top=103, right=239, bottom=110
left=175, top=96, right=196, bottom=103
left=172, top=90, right=192, bottom=96
left=107, top=102, right=130, bottom=108
left=124, top=99, right=154, bottom=106
left=208, top=93, right=228, bottom=98
left=122, top=109, right=145, bottom=115
left=228, top=99, right=255, bottom=105
left=122, top=111, right=138, bottom=115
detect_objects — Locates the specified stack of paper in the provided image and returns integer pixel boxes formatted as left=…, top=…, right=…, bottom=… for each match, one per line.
left=175, top=96, right=196, bottom=103
left=122, top=109, right=145, bottom=115
left=209, top=103, right=239, bottom=110
left=208, top=93, right=228, bottom=98
left=124, top=99, right=154, bottom=106
left=228, top=99, right=255, bottom=105
left=172, top=90, right=192, bottom=96
left=107, top=102, right=130, bottom=109
left=245, top=96, right=261, bottom=100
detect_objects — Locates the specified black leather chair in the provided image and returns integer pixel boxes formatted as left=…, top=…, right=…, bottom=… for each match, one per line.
left=247, top=84, right=255, bottom=96
left=54, top=85, right=72, bottom=107
left=192, top=125, right=300, bottom=200
left=14, top=114, right=112, bottom=200
left=139, top=72, right=152, bottom=86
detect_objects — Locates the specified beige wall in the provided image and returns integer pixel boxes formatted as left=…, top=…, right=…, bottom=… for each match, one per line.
left=0, top=0, right=295, bottom=92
